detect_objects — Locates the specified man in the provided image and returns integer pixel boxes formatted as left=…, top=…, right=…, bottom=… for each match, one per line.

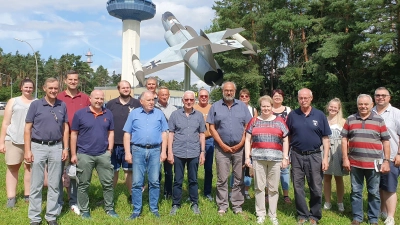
left=57, top=70, right=90, bottom=215
left=341, top=94, right=391, bottom=225
left=123, top=90, right=168, bottom=220
left=168, top=91, right=206, bottom=215
left=193, top=88, right=214, bottom=201
left=106, top=80, right=141, bottom=202
left=70, top=90, right=118, bottom=219
left=155, top=86, right=177, bottom=198
left=286, top=88, right=331, bottom=225
left=145, top=77, right=158, bottom=101
left=24, top=78, right=69, bottom=225
left=372, top=87, right=400, bottom=225
left=206, top=81, right=252, bottom=215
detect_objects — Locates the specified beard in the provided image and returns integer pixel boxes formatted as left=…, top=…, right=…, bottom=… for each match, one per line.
left=223, top=94, right=234, bottom=101
left=120, top=93, right=131, bottom=99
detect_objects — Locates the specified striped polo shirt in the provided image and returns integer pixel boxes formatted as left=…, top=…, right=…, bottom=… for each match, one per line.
left=340, top=112, right=391, bottom=169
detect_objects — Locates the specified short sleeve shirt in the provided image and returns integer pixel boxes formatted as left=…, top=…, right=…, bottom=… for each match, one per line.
left=57, top=91, right=90, bottom=127
left=168, top=109, right=206, bottom=158
left=206, top=99, right=252, bottom=146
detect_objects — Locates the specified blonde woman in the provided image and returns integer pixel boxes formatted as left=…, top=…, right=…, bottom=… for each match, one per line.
left=245, top=95, right=289, bottom=225
left=323, top=98, right=348, bottom=212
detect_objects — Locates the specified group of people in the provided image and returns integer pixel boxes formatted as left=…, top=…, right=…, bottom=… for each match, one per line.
left=0, top=73, right=399, bottom=225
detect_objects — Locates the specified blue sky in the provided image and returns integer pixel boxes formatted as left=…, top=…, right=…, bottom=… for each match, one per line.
left=0, top=0, right=217, bottom=88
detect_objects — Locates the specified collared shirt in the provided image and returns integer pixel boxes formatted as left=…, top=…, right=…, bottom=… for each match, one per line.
left=168, top=108, right=206, bottom=158
left=341, top=112, right=391, bottom=169
left=123, top=107, right=168, bottom=145
left=372, top=104, right=400, bottom=160
left=155, top=101, right=177, bottom=121
left=106, top=97, right=141, bottom=144
left=193, top=103, right=212, bottom=138
left=25, top=98, right=68, bottom=141
left=71, top=107, right=114, bottom=156
left=57, top=90, right=90, bottom=127
left=286, top=107, right=331, bottom=151
left=206, top=99, right=252, bottom=146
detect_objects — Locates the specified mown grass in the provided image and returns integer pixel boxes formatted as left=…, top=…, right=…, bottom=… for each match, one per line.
left=0, top=116, right=399, bottom=224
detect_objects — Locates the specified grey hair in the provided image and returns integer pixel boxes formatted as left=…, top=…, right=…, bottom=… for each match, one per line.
left=182, top=90, right=195, bottom=99
left=357, top=94, right=373, bottom=103
left=140, top=90, right=155, bottom=100
left=198, top=88, right=209, bottom=95
left=374, top=87, right=390, bottom=95
left=145, top=77, right=158, bottom=87
left=221, top=81, right=236, bottom=90
left=298, top=88, right=313, bottom=97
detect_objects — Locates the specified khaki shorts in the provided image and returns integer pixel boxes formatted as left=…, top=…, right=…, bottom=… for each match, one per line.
left=5, top=140, right=25, bottom=165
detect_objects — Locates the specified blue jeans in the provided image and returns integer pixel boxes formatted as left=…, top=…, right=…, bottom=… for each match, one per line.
left=350, top=167, right=380, bottom=223
left=130, top=145, right=161, bottom=214
left=203, top=138, right=214, bottom=196
left=280, top=166, right=290, bottom=191
left=230, top=174, right=252, bottom=187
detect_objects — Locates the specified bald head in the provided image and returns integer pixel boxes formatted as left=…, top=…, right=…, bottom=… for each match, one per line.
left=90, top=89, right=104, bottom=110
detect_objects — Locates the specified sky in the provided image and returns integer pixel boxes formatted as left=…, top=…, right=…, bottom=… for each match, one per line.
left=0, top=0, right=217, bottom=88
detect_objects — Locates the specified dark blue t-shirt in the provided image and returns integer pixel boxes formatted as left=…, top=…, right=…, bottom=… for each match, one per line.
left=286, top=107, right=331, bottom=151
left=71, top=107, right=114, bottom=156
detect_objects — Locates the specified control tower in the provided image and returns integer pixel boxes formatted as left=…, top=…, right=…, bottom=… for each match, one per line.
left=107, top=0, right=156, bottom=87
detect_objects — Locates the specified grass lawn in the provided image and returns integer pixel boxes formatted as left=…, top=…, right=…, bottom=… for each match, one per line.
left=0, top=116, right=399, bottom=224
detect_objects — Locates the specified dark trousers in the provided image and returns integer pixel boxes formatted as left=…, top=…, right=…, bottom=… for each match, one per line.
left=162, top=162, right=173, bottom=196
left=172, top=156, right=199, bottom=206
left=291, top=150, right=323, bottom=221
left=203, top=137, right=214, bottom=196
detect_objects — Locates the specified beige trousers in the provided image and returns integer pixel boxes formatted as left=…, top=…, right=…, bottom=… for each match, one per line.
left=253, top=160, right=281, bottom=218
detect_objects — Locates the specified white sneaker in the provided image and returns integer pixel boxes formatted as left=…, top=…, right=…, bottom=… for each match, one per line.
left=245, top=192, right=251, bottom=200
left=381, top=211, right=388, bottom=220
left=323, top=202, right=332, bottom=210
left=384, top=216, right=395, bottom=225
left=337, top=203, right=344, bottom=212
left=257, top=216, right=265, bottom=224
left=71, top=204, right=80, bottom=215
left=270, top=217, right=279, bottom=225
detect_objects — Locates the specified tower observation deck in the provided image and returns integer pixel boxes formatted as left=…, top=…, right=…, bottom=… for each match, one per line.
left=107, top=0, right=156, bottom=87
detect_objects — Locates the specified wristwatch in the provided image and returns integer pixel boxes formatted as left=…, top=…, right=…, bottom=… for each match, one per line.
left=284, top=156, right=289, bottom=160
left=63, top=147, right=70, bottom=151
left=383, top=159, right=390, bottom=162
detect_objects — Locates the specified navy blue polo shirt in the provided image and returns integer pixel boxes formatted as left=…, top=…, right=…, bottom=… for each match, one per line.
left=286, top=107, right=331, bottom=151
left=26, top=98, right=68, bottom=141
left=206, top=99, right=252, bottom=147
left=71, top=107, right=114, bottom=156
left=106, top=97, right=141, bottom=145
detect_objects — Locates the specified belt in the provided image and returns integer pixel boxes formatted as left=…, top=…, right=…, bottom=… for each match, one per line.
left=292, top=148, right=321, bottom=155
left=133, top=144, right=160, bottom=149
left=31, top=138, right=61, bottom=146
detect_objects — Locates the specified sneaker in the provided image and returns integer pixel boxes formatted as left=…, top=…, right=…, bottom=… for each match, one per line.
left=191, top=204, right=200, bottom=214
left=310, top=218, right=317, bottom=225
left=205, top=194, right=213, bottom=201
left=106, top=210, right=119, bottom=218
left=245, top=193, right=251, bottom=200
left=218, top=209, right=226, bottom=216
left=81, top=212, right=91, bottom=219
left=30, top=222, right=41, bottom=225
left=170, top=205, right=179, bottom=215
left=350, top=220, right=360, bottom=225
left=152, top=211, right=160, bottom=218
left=257, top=216, right=265, bottom=224
left=297, top=218, right=307, bottom=225
left=6, top=197, right=16, bottom=208
left=46, top=220, right=58, bottom=225
left=323, top=202, right=332, bottom=210
left=381, top=212, right=388, bottom=220
left=337, top=203, right=344, bottom=212
left=70, top=205, right=80, bottom=215
left=270, top=217, right=279, bottom=225
left=384, top=216, right=395, bottom=225
left=128, top=213, right=140, bottom=220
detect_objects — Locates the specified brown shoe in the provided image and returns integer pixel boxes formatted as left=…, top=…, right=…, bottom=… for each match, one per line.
left=351, top=220, right=360, bottom=225
left=310, top=218, right=318, bottom=225
left=297, top=218, right=307, bottom=225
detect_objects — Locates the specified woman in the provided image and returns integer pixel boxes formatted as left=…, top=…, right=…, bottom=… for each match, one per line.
left=271, top=89, right=292, bottom=204
left=0, top=78, right=35, bottom=208
left=323, top=98, right=347, bottom=212
left=245, top=95, right=289, bottom=225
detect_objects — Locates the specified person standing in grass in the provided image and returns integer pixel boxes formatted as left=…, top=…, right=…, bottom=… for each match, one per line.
left=245, top=95, right=289, bottom=225
left=70, top=90, right=118, bottom=219
left=0, top=78, right=35, bottom=208
left=372, top=87, right=400, bottom=225
left=323, top=98, right=348, bottom=212
left=24, top=78, right=69, bottom=225
left=341, top=94, right=391, bottom=225
left=168, top=91, right=205, bottom=215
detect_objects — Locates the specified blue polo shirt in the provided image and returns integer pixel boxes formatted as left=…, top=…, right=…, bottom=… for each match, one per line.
left=206, top=99, right=252, bottom=147
left=286, top=107, right=331, bottom=151
left=123, top=107, right=168, bottom=146
left=71, top=107, right=114, bottom=156
left=26, top=98, right=68, bottom=141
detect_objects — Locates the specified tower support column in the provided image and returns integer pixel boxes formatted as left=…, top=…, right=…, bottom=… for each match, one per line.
left=122, top=19, right=140, bottom=87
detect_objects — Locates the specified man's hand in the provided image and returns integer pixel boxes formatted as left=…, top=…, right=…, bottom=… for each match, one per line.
left=125, top=152, right=132, bottom=164
left=167, top=153, right=174, bottom=165
left=160, top=151, right=167, bottom=162
left=199, top=152, right=205, bottom=166
left=220, top=143, right=233, bottom=153
left=245, top=158, right=252, bottom=168
left=70, top=155, right=77, bottom=164
left=342, top=158, right=351, bottom=172
left=231, top=144, right=243, bottom=153
left=394, top=155, right=400, bottom=167
left=281, top=159, right=289, bottom=169
left=24, top=150, right=33, bottom=163
left=381, top=161, right=390, bottom=174
left=322, top=158, right=329, bottom=171
left=62, top=149, right=69, bottom=161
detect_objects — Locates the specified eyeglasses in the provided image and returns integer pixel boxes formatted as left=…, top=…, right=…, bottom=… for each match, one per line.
left=374, top=94, right=390, bottom=98
left=298, top=97, right=311, bottom=101
left=50, top=110, right=58, bottom=122
left=199, top=95, right=208, bottom=98
left=184, top=99, right=195, bottom=102
left=240, top=95, right=249, bottom=98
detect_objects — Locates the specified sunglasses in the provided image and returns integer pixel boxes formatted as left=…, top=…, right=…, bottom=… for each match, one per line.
left=240, top=95, right=249, bottom=98
left=374, top=94, right=389, bottom=98
left=50, top=110, right=58, bottom=122
left=184, top=99, right=195, bottom=102
left=200, top=95, right=208, bottom=98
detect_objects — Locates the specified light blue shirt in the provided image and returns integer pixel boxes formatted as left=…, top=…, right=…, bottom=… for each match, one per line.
left=123, top=107, right=168, bottom=145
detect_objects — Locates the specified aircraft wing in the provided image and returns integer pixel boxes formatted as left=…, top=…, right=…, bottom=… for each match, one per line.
left=142, top=47, right=184, bottom=75
left=210, top=39, right=244, bottom=54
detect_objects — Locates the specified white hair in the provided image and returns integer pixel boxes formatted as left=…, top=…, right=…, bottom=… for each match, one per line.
left=357, top=94, right=373, bottom=104
left=221, top=81, right=236, bottom=90
left=182, top=90, right=195, bottom=99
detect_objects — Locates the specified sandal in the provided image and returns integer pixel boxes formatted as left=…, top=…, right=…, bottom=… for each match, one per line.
left=283, top=196, right=292, bottom=204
